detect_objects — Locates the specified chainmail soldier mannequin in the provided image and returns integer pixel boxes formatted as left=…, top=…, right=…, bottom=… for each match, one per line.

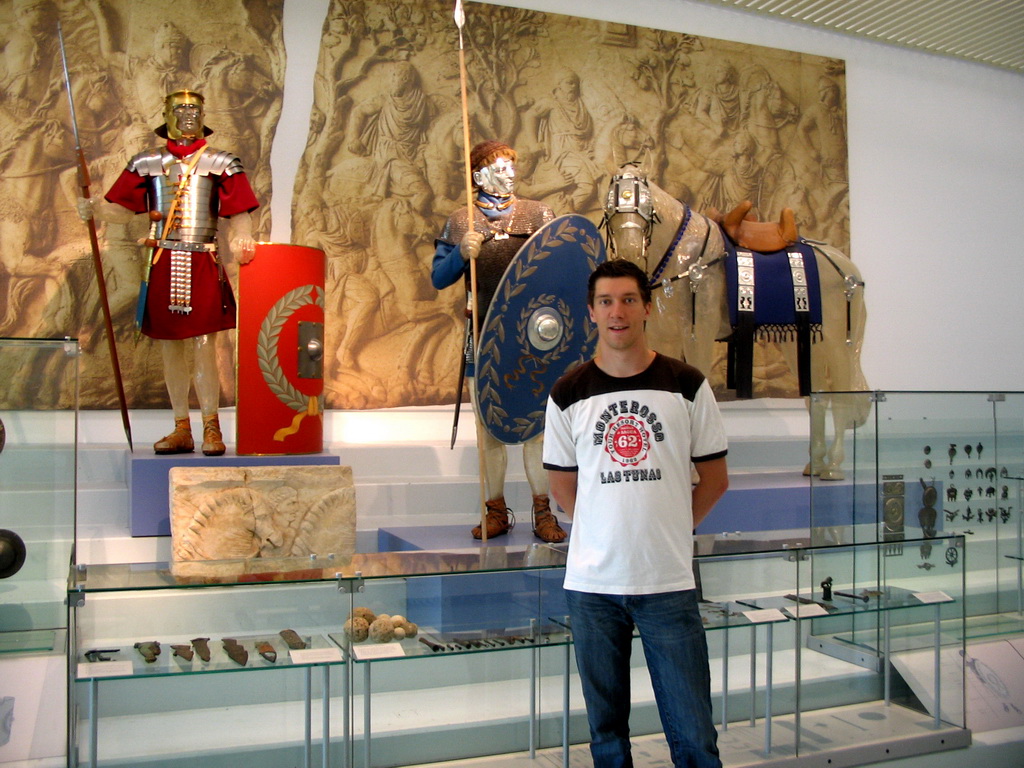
left=97, top=90, right=258, bottom=455
left=432, top=141, right=566, bottom=543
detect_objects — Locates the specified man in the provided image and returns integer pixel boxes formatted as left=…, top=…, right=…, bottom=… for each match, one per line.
left=432, top=140, right=564, bottom=543
left=102, top=90, right=258, bottom=455
left=543, top=259, right=728, bottom=767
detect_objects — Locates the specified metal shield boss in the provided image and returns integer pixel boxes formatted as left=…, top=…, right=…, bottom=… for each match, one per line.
left=237, top=243, right=326, bottom=455
left=475, top=215, right=607, bottom=444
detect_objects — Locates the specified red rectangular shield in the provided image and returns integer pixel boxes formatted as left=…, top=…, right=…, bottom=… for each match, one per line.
left=237, top=243, right=326, bottom=455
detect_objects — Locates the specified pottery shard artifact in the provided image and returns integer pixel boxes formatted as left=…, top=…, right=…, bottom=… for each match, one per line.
left=279, top=628, right=307, bottom=650
left=222, top=638, right=249, bottom=666
left=192, top=637, right=212, bottom=662
left=134, top=641, right=161, bottom=663
left=171, top=644, right=194, bottom=661
left=256, top=641, right=277, bottom=663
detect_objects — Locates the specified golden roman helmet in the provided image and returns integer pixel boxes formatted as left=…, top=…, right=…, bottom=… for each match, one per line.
left=156, top=90, right=213, bottom=139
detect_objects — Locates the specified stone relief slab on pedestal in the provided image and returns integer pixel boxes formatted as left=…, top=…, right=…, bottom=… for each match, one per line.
left=170, top=465, right=355, bottom=582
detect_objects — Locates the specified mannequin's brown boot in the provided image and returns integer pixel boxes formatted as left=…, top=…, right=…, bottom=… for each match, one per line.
left=471, top=497, right=515, bottom=539
left=531, top=494, right=567, bottom=543
left=154, top=418, right=194, bottom=454
left=201, top=414, right=226, bottom=456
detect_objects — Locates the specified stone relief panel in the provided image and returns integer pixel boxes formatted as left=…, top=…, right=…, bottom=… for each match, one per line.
left=169, top=464, right=356, bottom=582
left=295, top=0, right=849, bottom=409
left=0, top=0, right=848, bottom=411
left=0, top=0, right=283, bottom=410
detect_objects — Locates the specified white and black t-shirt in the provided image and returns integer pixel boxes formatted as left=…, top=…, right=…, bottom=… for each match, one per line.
left=543, top=353, right=727, bottom=595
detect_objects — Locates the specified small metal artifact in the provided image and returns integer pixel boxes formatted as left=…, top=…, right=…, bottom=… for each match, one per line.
left=192, top=637, right=211, bottom=662
left=0, top=416, right=5, bottom=454
left=948, top=444, right=957, bottom=465
left=134, top=641, right=161, bottom=663
left=84, top=649, right=119, bottom=662
left=279, top=629, right=307, bottom=650
left=820, top=576, right=833, bottom=601
left=833, top=590, right=870, bottom=603
left=171, top=644, right=194, bottom=661
left=256, top=641, right=277, bottom=663
left=222, top=638, right=248, bottom=666
left=419, top=636, right=443, bottom=653
left=964, top=444, right=973, bottom=458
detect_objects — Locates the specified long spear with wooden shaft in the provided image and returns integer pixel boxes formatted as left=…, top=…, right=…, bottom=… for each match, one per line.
left=455, top=0, right=491, bottom=542
left=57, top=22, right=133, bottom=450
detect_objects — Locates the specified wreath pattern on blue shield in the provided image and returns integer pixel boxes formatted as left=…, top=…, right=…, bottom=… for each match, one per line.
left=475, top=215, right=607, bottom=444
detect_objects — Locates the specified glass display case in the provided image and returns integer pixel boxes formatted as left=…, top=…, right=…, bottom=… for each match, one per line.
left=68, top=537, right=968, bottom=767
left=67, top=545, right=570, bottom=768
left=810, top=390, right=1024, bottom=640
left=0, top=337, right=79, bottom=654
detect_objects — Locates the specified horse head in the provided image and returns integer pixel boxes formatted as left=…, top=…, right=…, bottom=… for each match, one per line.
left=601, top=163, right=657, bottom=265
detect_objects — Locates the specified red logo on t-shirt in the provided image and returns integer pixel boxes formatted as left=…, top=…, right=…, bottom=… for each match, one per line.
left=605, top=415, right=650, bottom=467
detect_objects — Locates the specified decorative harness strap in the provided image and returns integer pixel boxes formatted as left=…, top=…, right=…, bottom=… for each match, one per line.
left=805, top=239, right=865, bottom=344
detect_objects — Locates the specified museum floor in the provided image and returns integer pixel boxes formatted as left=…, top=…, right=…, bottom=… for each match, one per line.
left=406, top=723, right=1024, bottom=768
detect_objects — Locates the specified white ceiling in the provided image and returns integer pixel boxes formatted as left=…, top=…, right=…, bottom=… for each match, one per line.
left=691, top=0, right=1024, bottom=73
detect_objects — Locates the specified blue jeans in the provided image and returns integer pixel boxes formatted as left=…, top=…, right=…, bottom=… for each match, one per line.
left=566, top=588, right=721, bottom=768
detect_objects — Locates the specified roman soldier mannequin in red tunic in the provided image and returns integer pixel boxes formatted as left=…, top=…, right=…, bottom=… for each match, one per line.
left=101, top=90, right=258, bottom=455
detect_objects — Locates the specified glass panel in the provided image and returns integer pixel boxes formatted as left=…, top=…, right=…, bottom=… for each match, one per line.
left=0, top=337, right=78, bottom=652
left=811, top=390, right=1024, bottom=640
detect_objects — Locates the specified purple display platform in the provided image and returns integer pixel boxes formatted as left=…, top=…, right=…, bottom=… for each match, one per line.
left=128, top=451, right=341, bottom=537
left=378, top=524, right=571, bottom=634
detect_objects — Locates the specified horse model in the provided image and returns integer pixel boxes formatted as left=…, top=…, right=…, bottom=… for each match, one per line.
left=602, top=163, right=869, bottom=480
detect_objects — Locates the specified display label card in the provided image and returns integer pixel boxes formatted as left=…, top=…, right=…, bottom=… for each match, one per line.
left=290, top=647, right=344, bottom=665
left=743, top=608, right=788, bottom=623
left=913, top=590, right=953, bottom=604
left=77, top=660, right=133, bottom=679
left=784, top=603, right=829, bottom=618
left=351, top=642, right=406, bottom=660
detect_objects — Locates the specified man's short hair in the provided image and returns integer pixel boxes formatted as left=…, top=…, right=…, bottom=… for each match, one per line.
left=587, top=259, right=653, bottom=307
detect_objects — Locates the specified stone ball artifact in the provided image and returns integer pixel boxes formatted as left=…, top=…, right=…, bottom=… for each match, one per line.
left=390, top=614, right=406, bottom=627
left=393, top=626, right=407, bottom=640
left=368, top=616, right=395, bottom=643
left=344, top=616, right=370, bottom=642
left=350, top=606, right=376, bottom=625
left=403, top=621, right=419, bottom=638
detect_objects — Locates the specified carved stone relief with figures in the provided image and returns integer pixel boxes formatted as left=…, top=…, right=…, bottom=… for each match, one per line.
left=0, top=0, right=847, bottom=410
left=0, top=0, right=283, bottom=410
left=296, top=0, right=850, bottom=409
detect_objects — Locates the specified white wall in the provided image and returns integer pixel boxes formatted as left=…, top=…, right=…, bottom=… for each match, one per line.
left=273, top=0, right=1024, bottom=395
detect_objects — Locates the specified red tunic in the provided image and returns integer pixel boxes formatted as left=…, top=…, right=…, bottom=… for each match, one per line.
left=105, top=140, right=259, bottom=340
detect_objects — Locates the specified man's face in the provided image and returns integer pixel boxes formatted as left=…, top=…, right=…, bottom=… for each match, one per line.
left=588, top=276, right=650, bottom=351
left=172, top=103, right=203, bottom=139
left=473, top=156, right=516, bottom=197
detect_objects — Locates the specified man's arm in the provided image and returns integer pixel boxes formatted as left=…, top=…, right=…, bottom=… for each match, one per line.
left=692, top=457, right=728, bottom=528
left=547, top=469, right=578, bottom=520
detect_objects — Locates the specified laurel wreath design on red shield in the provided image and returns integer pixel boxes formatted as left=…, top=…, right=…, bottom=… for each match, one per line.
left=256, top=284, right=325, bottom=414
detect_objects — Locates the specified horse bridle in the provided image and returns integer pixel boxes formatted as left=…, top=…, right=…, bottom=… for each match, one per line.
left=601, top=167, right=657, bottom=261
left=602, top=167, right=716, bottom=293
